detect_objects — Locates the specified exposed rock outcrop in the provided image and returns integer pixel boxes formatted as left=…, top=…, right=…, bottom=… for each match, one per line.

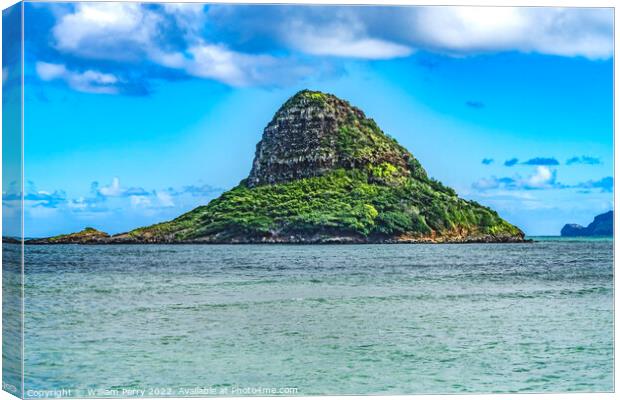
left=247, top=91, right=426, bottom=187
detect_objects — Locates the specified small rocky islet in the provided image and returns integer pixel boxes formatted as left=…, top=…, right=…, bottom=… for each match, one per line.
left=28, top=90, right=525, bottom=245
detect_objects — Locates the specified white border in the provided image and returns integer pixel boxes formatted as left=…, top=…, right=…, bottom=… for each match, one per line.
left=0, top=1, right=617, bottom=400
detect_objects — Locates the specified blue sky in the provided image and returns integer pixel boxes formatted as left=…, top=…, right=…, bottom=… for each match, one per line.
left=6, top=3, right=614, bottom=237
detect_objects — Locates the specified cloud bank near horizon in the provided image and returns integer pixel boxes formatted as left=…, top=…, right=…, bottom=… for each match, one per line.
left=472, top=166, right=613, bottom=193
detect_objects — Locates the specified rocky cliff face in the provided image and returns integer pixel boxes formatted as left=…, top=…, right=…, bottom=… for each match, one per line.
left=28, top=90, right=525, bottom=245
left=561, top=211, right=613, bottom=237
left=247, top=90, right=426, bottom=187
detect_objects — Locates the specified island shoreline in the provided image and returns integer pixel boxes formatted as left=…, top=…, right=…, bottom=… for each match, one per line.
left=20, top=236, right=532, bottom=245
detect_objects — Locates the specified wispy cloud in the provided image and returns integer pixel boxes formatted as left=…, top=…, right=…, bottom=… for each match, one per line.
left=182, top=42, right=296, bottom=87
left=473, top=167, right=613, bottom=193
left=94, top=177, right=149, bottom=198
left=284, top=20, right=413, bottom=59
left=129, top=195, right=153, bottom=209
left=3, top=181, right=68, bottom=209
left=503, top=157, right=560, bottom=167
left=566, top=155, right=601, bottom=165
left=13, top=178, right=225, bottom=217
left=36, top=62, right=120, bottom=94
left=173, top=184, right=222, bottom=197
left=25, top=191, right=68, bottom=208
left=67, top=195, right=107, bottom=213
left=155, top=191, right=175, bottom=208
left=574, top=176, right=613, bottom=192
left=521, top=157, right=559, bottom=166
left=474, top=166, right=561, bottom=191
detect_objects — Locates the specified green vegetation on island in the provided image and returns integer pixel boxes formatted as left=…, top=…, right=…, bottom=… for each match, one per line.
left=29, top=227, right=109, bottom=244
left=127, top=168, right=520, bottom=243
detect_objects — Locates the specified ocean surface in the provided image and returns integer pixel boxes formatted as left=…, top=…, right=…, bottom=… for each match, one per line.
left=8, top=238, right=614, bottom=396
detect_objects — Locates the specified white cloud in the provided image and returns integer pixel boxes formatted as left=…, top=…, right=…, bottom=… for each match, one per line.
left=146, top=42, right=286, bottom=86
left=471, top=177, right=501, bottom=191
left=471, top=167, right=613, bottom=194
left=52, top=3, right=160, bottom=61
left=526, top=166, right=554, bottom=188
left=95, top=177, right=151, bottom=198
left=49, top=3, right=285, bottom=87
left=36, top=62, right=66, bottom=80
left=130, top=195, right=151, bottom=208
left=99, top=177, right=123, bottom=197
left=156, top=191, right=175, bottom=208
left=206, top=5, right=612, bottom=60
left=19, top=179, right=224, bottom=235
left=68, top=70, right=118, bottom=94
left=185, top=43, right=278, bottom=86
left=36, top=61, right=119, bottom=94
left=475, top=190, right=536, bottom=201
left=287, top=22, right=413, bottom=59
left=148, top=49, right=187, bottom=69
left=41, top=4, right=613, bottom=92
left=473, top=166, right=559, bottom=191
left=412, top=7, right=613, bottom=59
left=68, top=197, right=88, bottom=210
left=163, top=3, right=205, bottom=16
left=162, top=3, right=206, bottom=36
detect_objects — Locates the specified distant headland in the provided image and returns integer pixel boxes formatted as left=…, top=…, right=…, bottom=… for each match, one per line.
left=561, top=211, right=613, bottom=237
left=27, top=90, right=525, bottom=245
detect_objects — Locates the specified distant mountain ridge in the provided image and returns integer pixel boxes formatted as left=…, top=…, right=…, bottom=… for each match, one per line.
left=28, top=90, right=525, bottom=244
left=561, top=211, right=613, bottom=237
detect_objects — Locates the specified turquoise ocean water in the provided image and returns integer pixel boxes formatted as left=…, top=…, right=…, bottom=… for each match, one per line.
left=6, top=238, right=613, bottom=396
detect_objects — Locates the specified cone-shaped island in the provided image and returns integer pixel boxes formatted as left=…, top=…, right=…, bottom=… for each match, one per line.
left=29, top=90, right=525, bottom=244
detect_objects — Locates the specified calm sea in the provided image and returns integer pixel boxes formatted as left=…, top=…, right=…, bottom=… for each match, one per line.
left=7, top=238, right=614, bottom=396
